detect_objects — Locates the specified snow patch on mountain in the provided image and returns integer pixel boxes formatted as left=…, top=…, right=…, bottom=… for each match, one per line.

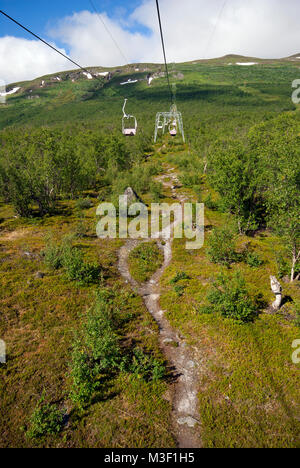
left=0, top=87, right=21, bottom=96
left=83, top=72, right=93, bottom=79
left=236, top=62, right=258, bottom=66
left=120, top=78, right=138, bottom=86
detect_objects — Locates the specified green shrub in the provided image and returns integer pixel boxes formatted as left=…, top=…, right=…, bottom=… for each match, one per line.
left=207, top=271, right=258, bottom=323
left=26, top=396, right=63, bottom=439
left=127, top=348, right=165, bottom=382
left=43, top=237, right=63, bottom=270
left=245, top=251, right=264, bottom=268
left=275, top=254, right=290, bottom=279
left=0, top=127, right=144, bottom=217
left=294, top=302, right=300, bottom=328
left=84, top=298, right=120, bottom=371
left=62, top=245, right=83, bottom=279
left=74, top=218, right=88, bottom=239
left=173, top=284, right=185, bottom=297
left=207, top=226, right=237, bottom=267
left=149, top=181, right=163, bottom=202
left=169, top=272, right=190, bottom=296
left=203, top=194, right=218, bottom=210
left=76, top=198, right=93, bottom=210
left=69, top=293, right=121, bottom=407
left=170, top=271, right=190, bottom=284
left=69, top=343, right=98, bottom=407
left=128, top=242, right=163, bottom=283
left=62, top=245, right=100, bottom=285
left=197, top=305, right=214, bottom=315
left=180, top=172, right=201, bottom=187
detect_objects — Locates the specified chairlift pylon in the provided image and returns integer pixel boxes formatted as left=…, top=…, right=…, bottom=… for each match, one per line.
left=122, top=98, right=137, bottom=136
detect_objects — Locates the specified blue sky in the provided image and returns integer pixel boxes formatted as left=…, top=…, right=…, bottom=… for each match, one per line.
left=0, top=0, right=149, bottom=52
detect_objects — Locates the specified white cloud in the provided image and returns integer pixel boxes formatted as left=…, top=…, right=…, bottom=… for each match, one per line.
left=0, top=36, right=70, bottom=84
left=129, top=0, right=300, bottom=61
left=1, top=0, right=300, bottom=84
left=49, top=0, right=300, bottom=66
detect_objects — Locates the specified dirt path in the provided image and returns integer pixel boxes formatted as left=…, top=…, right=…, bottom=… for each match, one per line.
left=118, top=167, right=202, bottom=448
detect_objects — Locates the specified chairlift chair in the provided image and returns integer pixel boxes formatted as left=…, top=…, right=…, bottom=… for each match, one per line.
left=169, top=119, right=177, bottom=136
left=122, top=98, right=137, bottom=136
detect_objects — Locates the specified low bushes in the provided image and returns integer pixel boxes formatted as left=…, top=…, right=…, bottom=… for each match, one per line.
left=26, top=396, right=64, bottom=440
left=69, top=289, right=166, bottom=408
left=122, top=348, right=165, bottom=382
left=207, top=226, right=237, bottom=267
left=294, top=302, right=300, bottom=328
left=244, top=251, right=263, bottom=268
left=43, top=235, right=101, bottom=285
left=200, top=271, right=259, bottom=323
left=75, top=198, right=93, bottom=210
left=69, top=293, right=121, bottom=407
left=170, top=271, right=190, bottom=284
left=128, top=241, right=163, bottom=283
left=43, top=236, right=63, bottom=270
left=61, top=244, right=100, bottom=285
left=170, top=271, right=190, bottom=297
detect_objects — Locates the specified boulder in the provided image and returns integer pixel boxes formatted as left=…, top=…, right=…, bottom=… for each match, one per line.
left=270, top=276, right=282, bottom=310
left=35, top=272, right=45, bottom=279
left=123, top=187, right=141, bottom=204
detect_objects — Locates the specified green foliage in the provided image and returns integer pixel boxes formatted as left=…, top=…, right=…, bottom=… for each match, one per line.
left=128, top=241, right=163, bottom=283
left=84, top=295, right=120, bottom=370
left=207, top=139, right=261, bottom=234
left=69, top=290, right=121, bottom=407
left=62, top=244, right=100, bottom=285
left=75, top=198, right=93, bottom=210
left=170, top=272, right=190, bottom=296
left=170, top=271, right=190, bottom=284
left=26, top=395, right=63, bottom=439
left=207, top=271, right=258, bottom=323
left=43, top=236, right=63, bottom=270
left=173, top=284, right=185, bottom=297
left=0, top=127, right=144, bottom=216
left=124, top=348, right=165, bottom=382
left=207, top=226, right=237, bottom=267
left=275, top=254, right=290, bottom=279
left=43, top=234, right=101, bottom=284
left=250, top=114, right=299, bottom=279
left=203, top=194, right=218, bottom=211
left=294, top=302, right=300, bottom=328
left=180, top=172, right=201, bottom=187
left=74, top=218, right=88, bottom=239
left=149, top=181, right=163, bottom=202
left=69, top=343, right=98, bottom=407
left=244, top=251, right=264, bottom=268
left=197, top=305, right=214, bottom=315
left=110, top=162, right=163, bottom=203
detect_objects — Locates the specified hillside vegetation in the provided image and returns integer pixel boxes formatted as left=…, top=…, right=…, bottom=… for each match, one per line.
left=0, top=57, right=299, bottom=448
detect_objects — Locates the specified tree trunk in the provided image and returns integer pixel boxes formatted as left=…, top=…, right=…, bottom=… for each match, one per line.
left=290, top=247, right=300, bottom=283
left=291, top=261, right=295, bottom=283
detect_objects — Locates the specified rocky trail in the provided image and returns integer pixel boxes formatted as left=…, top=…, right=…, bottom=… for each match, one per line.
left=118, top=166, right=202, bottom=448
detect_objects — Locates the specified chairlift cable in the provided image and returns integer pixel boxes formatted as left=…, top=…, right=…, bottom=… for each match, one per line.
left=202, top=0, right=228, bottom=59
left=0, top=9, right=102, bottom=81
left=155, top=0, right=173, bottom=104
left=89, top=0, right=129, bottom=66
